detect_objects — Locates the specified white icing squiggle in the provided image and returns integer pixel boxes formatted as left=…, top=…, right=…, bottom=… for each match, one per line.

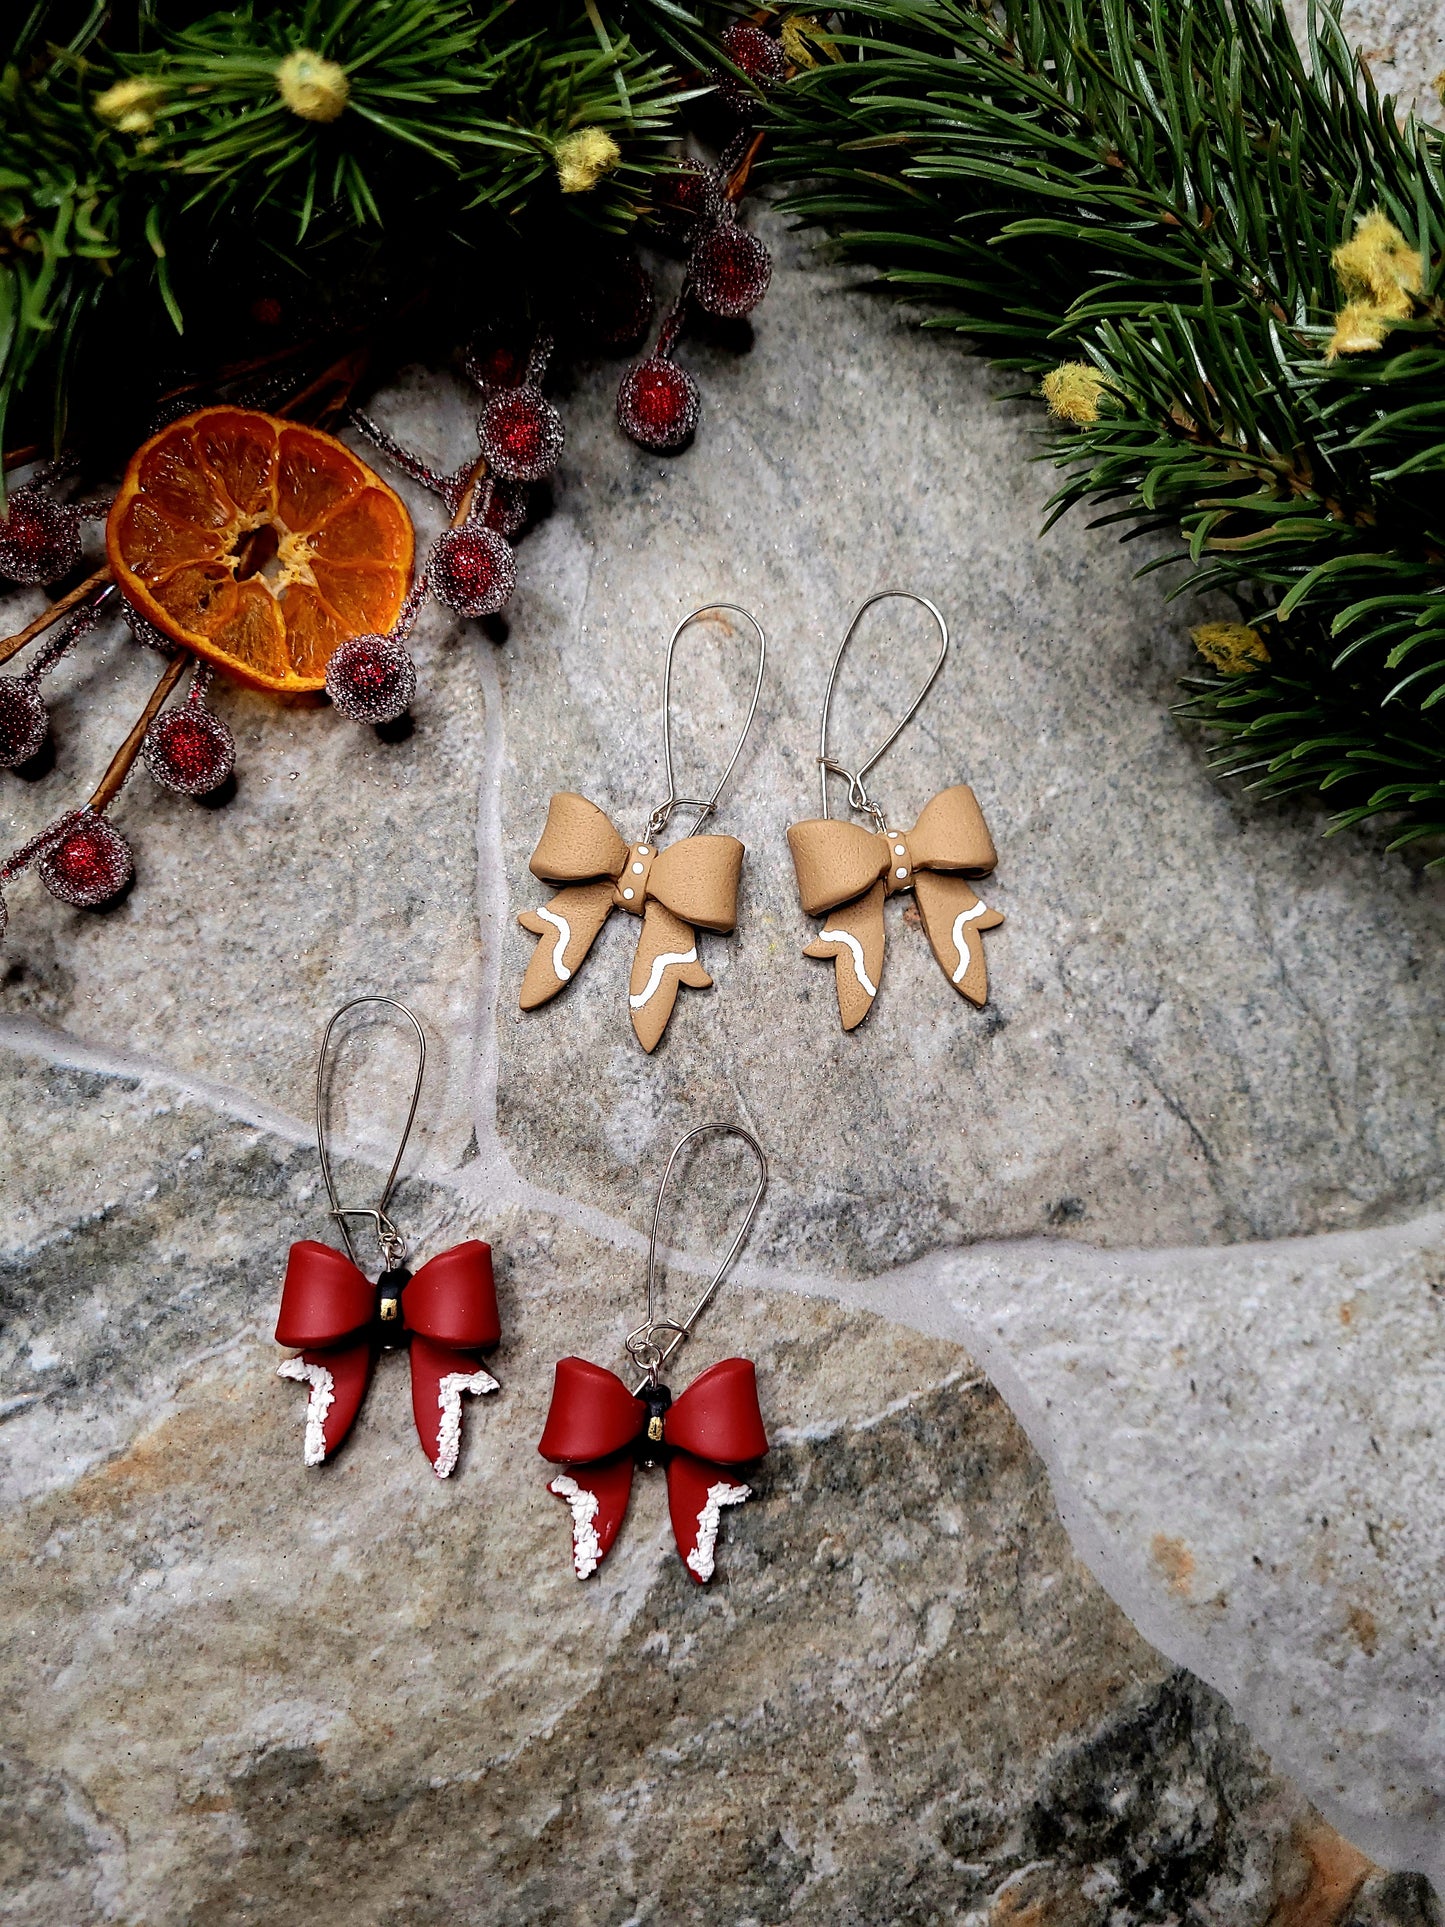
left=433, top=1368, right=500, bottom=1479
left=535, top=907, right=572, bottom=983
left=819, top=928, right=877, bottom=1000
left=277, top=1357, right=334, bottom=1467
left=549, top=1475, right=603, bottom=1578
left=686, top=1481, right=750, bottom=1581
left=629, top=947, right=697, bottom=1010
left=950, top=900, right=991, bottom=984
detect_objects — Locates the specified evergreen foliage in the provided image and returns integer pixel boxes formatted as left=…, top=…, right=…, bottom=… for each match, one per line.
left=763, top=0, right=1445, bottom=857
left=0, top=1, right=695, bottom=456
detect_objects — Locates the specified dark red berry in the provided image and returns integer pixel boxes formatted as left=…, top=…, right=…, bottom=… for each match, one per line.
left=655, top=159, right=721, bottom=239
left=143, top=703, right=235, bottom=795
left=464, top=338, right=524, bottom=395
left=430, top=526, right=516, bottom=618
left=577, top=252, right=656, bottom=351
left=0, top=490, right=81, bottom=586
left=37, top=814, right=133, bottom=908
left=478, top=385, right=564, bottom=482
left=617, top=358, right=701, bottom=452
left=483, top=481, right=530, bottom=541
left=690, top=222, right=771, bottom=318
left=251, top=296, right=284, bottom=326
left=716, top=22, right=787, bottom=113
left=0, top=679, right=48, bottom=768
left=324, top=634, right=417, bottom=725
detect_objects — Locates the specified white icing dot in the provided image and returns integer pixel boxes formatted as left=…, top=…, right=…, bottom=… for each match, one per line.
left=895, top=844, right=906, bottom=856
left=632, top=862, right=645, bottom=874
left=638, top=845, right=649, bottom=856
left=622, top=887, right=635, bottom=900
left=895, top=867, right=908, bottom=879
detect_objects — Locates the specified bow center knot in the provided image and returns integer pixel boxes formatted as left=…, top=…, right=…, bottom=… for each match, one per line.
left=612, top=841, right=656, bottom=915
left=375, top=1265, right=411, bottom=1346
left=880, top=828, right=914, bottom=896
left=640, top=1383, right=672, bottom=1465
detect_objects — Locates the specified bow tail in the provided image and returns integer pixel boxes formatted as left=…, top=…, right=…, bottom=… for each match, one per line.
left=629, top=900, right=712, bottom=1052
left=913, top=871, right=1005, bottom=1007
left=804, top=880, right=885, bottom=1030
left=409, top=1333, right=500, bottom=1480
left=277, top=1341, right=372, bottom=1467
left=666, top=1450, right=753, bottom=1585
left=518, top=880, right=617, bottom=1009
left=548, top=1452, right=636, bottom=1580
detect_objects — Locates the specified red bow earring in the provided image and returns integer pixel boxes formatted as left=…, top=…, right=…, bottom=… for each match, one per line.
left=275, top=998, right=501, bottom=1477
left=539, top=1123, right=769, bottom=1584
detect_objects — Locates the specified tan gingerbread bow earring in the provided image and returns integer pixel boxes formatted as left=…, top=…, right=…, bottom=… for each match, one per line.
left=519, top=605, right=765, bottom=1052
left=787, top=591, right=1004, bottom=1031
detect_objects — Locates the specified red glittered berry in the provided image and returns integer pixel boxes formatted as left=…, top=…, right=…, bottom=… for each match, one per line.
left=0, top=489, right=81, bottom=586
left=690, top=222, right=772, bottom=318
left=37, top=813, right=133, bottom=909
left=716, top=22, right=787, bottom=113
left=143, top=704, right=235, bottom=796
left=617, top=358, right=701, bottom=452
left=430, top=525, right=516, bottom=618
left=478, top=384, right=564, bottom=483
left=0, top=679, right=48, bottom=768
left=325, top=634, right=417, bottom=725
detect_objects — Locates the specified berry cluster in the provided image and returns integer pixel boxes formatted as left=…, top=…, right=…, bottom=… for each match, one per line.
left=617, top=23, right=782, bottom=454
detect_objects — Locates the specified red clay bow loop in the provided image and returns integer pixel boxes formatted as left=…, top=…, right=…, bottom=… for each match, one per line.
left=540, top=1123, right=770, bottom=1583
left=275, top=998, right=501, bottom=1475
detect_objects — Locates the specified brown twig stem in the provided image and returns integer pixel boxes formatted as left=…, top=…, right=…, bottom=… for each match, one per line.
left=87, top=653, right=188, bottom=814
left=724, top=130, right=767, bottom=204
left=0, top=567, right=112, bottom=668
left=450, top=458, right=489, bottom=529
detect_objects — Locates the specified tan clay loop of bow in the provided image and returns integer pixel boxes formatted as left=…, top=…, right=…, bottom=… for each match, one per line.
left=518, top=791, right=743, bottom=1053
left=788, top=784, right=1003, bottom=1030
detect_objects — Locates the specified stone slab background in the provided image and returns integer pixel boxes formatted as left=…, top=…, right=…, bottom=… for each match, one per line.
left=3, top=6, right=1445, bottom=1921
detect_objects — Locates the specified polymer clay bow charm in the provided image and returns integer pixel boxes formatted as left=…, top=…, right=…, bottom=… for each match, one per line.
left=539, top=1123, right=769, bottom=1583
left=275, top=999, right=501, bottom=1476
left=518, top=605, right=765, bottom=1052
left=788, top=592, right=1005, bottom=1029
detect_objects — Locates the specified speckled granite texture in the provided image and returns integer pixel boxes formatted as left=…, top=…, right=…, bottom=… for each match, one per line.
left=3, top=4, right=1445, bottom=1918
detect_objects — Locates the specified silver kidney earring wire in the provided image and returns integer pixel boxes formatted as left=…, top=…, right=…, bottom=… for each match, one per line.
left=315, top=994, right=426, bottom=1274
left=647, top=603, right=767, bottom=843
left=626, top=1121, right=768, bottom=1390
left=818, top=589, right=948, bottom=832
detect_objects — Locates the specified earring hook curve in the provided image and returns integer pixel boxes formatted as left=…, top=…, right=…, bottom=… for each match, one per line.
left=315, top=996, right=427, bottom=1271
left=648, top=604, right=767, bottom=843
left=626, top=1122, right=768, bottom=1390
left=818, top=590, right=948, bottom=825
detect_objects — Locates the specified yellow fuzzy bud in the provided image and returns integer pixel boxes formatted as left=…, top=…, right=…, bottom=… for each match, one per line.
left=1326, top=299, right=1395, bottom=360
left=1041, top=362, right=1111, bottom=427
left=554, top=128, right=622, bottom=194
left=1190, top=622, right=1270, bottom=676
left=94, top=77, right=167, bottom=134
left=276, top=49, right=350, bottom=123
left=780, top=15, right=840, bottom=67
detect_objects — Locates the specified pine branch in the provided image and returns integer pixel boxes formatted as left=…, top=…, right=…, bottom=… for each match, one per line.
left=762, top=0, right=1445, bottom=859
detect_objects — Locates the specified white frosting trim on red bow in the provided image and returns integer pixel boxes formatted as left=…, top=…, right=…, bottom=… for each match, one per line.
left=277, top=1356, right=334, bottom=1467
left=685, top=1481, right=750, bottom=1582
left=549, top=1474, right=603, bottom=1577
left=434, top=1368, right=500, bottom=1479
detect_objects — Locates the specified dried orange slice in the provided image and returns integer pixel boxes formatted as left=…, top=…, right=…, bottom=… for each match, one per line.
left=106, top=407, right=414, bottom=694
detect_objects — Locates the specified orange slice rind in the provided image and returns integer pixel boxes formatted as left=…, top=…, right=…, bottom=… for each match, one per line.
left=106, top=407, right=415, bottom=694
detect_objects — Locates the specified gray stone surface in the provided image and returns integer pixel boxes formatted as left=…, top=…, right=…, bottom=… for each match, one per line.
left=4, top=5, right=1445, bottom=1912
